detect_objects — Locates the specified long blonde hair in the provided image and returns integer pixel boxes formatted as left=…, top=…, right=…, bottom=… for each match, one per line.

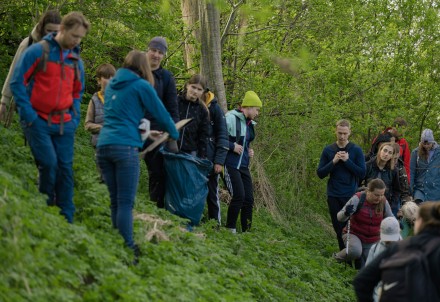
left=376, top=142, right=396, bottom=170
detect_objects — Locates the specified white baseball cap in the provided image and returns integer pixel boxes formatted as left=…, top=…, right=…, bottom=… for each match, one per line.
left=380, top=217, right=401, bottom=242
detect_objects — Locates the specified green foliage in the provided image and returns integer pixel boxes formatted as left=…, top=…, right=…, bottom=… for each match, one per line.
left=0, top=108, right=356, bottom=300
left=4, top=0, right=440, bottom=299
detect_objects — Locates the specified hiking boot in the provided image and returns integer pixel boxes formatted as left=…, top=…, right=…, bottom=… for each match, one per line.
left=332, top=252, right=346, bottom=262
left=132, top=244, right=141, bottom=266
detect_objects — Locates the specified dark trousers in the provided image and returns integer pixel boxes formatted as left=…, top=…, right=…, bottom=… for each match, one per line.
left=144, top=145, right=166, bottom=208
left=207, top=173, right=221, bottom=223
left=327, top=196, right=350, bottom=251
left=224, top=166, right=254, bottom=231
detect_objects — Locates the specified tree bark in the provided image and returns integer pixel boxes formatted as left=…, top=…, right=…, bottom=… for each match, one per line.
left=181, top=0, right=200, bottom=73
left=200, top=1, right=227, bottom=112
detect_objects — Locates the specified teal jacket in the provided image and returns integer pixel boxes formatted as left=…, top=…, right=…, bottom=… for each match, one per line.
left=224, top=109, right=256, bottom=169
left=97, top=68, right=178, bottom=148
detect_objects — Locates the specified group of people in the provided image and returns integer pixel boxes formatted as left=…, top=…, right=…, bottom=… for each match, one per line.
left=0, top=10, right=263, bottom=259
left=317, top=119, right=440, bottom=300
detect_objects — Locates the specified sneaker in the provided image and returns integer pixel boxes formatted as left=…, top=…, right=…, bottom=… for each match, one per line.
left=132, top=244, right=141, bottom=266
left=227, top=228, right=237, bottom=234
left=332, top=252, right=346, bottom=262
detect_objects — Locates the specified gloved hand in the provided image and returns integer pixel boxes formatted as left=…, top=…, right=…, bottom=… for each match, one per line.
left=165, top=140, right=179, bottom=153
left=344, top=204, right=354, bottom=217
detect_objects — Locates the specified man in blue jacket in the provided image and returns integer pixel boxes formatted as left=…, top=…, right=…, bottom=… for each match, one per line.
left=11, top=12, right=89, bottom=223
left=317, top=119, right=366, bottom=250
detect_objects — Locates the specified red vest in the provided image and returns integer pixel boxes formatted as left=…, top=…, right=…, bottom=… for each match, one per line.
left=347, top=196, right=384, bottom=243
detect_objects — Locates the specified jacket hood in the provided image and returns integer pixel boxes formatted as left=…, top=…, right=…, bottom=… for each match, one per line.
left=108, top=68, right=142, bottom=90
left=229, top=109, right=245, bottom=121
left=229, top=108, right=257, bottom=125
left=205, top=91, right=216, bottom=106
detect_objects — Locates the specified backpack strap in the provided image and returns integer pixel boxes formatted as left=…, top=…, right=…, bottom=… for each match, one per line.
left=235, top=115, right=241, bottom=143
left=353, top=192, right=366, bottom=215
left=29, top=40, right=50, bottom=82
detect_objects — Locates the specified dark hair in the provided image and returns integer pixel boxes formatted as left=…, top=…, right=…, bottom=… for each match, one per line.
left=367, top=178, right=387, bottom=215
left=367, top=178, right=386, bottom=192
left=417, top=202, right=440, bottom=232
left=62, top=11, right=90, bottom=33
left=370, top=132, right=393, bottom=157
left=36, top=10, right=61, bottom=39
left=123, top=50, right=154, bottom=85
left=96, top=63, right=116, bottom=79
left=393, top=117, right=407, bottom=127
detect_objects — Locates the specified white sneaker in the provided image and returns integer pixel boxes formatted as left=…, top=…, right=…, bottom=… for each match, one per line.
left=228, top=228, right=237, bottom=234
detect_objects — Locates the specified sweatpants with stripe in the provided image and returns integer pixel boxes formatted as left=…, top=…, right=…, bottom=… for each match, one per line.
left=224, top=165, right=254, bottom=231
left=207, top=173, right=221, bottom=223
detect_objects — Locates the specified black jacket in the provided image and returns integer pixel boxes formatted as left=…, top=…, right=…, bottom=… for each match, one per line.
left=144, top=66, right=179, bottom=129
left=364, top=156, right=401, bottom=205
left=205, top=92, right=228, bottom=165
left=353, top=229, right=440, bottom=302
left=177, top=95, right=209, bottom=158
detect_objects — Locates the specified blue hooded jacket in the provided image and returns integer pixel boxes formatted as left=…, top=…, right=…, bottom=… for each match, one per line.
left=410, top=143, right=440, bottom=201
left=97, top=68, right=178, bottom=148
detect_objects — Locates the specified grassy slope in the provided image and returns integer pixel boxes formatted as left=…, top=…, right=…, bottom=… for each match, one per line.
left=0, top=108, right=357, bottom=301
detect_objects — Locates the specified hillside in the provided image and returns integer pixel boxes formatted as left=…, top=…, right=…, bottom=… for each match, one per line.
left=0, top=110, right=357, bottom=301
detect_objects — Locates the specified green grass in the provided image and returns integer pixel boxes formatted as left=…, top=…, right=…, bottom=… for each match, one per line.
left=0, top=109, right=357, bottom=301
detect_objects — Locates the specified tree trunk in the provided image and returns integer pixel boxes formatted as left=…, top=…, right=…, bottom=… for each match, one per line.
left=200, top=1, right=227, bottom=112
left=181, top=0, right=200, bottom=73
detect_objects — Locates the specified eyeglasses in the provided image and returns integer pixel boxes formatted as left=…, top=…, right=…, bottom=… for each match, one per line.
left=423, top=141, right=432, bottom=145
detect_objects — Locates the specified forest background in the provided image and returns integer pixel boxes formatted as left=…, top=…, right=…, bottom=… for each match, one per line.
left=1, top=0, right=440, bottom=301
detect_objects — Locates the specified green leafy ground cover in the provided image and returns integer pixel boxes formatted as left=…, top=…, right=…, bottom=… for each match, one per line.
left=0, top=111, right=356, bottom=301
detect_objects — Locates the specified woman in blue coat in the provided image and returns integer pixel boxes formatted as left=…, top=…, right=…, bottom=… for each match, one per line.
left=97, top=50, right=178, bottom=258
left=410, top=129, right=440, bottom=203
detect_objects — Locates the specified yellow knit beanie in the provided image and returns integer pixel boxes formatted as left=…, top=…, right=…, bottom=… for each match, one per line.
left=241, top=91, right=262, bottom=108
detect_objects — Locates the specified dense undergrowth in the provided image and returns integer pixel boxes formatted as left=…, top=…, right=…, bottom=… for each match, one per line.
left=0, top=106, right=357, bottom=301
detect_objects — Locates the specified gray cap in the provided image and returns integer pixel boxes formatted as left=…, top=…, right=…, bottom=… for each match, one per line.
left=148, top=36, right=168, bottom=53
left=421, top=128, right=435, bottom=143
left=380, top=217, right=401, bottom=242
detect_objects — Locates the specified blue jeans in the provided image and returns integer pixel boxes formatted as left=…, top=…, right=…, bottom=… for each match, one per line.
left=23, top=116, right=76, bottom=223
left=97, top=145, right=140, bottom=248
